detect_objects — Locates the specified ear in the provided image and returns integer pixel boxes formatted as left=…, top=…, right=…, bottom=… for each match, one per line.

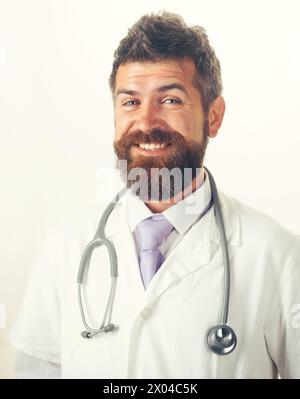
left=207, top=96, right=225, bottom=138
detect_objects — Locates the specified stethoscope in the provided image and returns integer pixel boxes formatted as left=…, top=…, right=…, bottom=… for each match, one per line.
left=77, top=166, right=237, bottom=356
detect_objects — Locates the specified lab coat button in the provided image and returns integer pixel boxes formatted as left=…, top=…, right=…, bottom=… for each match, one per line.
left=140, top=307, right=152, bottom=319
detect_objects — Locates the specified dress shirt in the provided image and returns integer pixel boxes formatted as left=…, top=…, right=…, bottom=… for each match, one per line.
left=127, top=168, right=212, bottom=260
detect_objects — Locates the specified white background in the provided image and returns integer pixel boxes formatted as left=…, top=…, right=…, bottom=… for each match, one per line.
left=0, top=0, right=299, bottom=378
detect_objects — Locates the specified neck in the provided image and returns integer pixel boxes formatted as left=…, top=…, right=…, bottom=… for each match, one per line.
left=145, top=167, right=205, bottom=213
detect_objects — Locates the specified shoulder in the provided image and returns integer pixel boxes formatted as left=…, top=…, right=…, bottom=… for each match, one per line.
left=219, top=190, right=299, bottom=253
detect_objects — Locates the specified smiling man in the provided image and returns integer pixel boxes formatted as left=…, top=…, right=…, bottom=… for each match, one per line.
left=10, top=11, right=300, bottom=379
left=113, top=59, right=223, bottom=209
left=111, top=17, right=224, bottom=209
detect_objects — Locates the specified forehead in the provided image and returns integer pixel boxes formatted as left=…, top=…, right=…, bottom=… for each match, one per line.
left=115, top=59, right=197, bottom=91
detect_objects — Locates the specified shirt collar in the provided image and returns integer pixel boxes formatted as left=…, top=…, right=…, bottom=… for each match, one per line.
left=127, top=167, right=212, bottom=235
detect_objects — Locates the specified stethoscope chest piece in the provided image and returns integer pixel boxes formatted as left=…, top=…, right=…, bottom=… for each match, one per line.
left=207, top=324, right=237, bottom=355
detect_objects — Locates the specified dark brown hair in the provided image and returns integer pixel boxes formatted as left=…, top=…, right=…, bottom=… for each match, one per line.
left=109, top=10, right=223, bottom=112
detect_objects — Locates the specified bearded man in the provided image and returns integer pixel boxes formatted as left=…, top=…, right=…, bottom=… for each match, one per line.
left=10, top=11, right=300, bottom=379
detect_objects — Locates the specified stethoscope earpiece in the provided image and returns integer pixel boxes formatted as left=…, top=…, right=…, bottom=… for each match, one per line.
left=81, top=323, right=116, bottom=339
left=207, top=324, right=237, bottom=355
left=81, top=331, right=93, bottom=339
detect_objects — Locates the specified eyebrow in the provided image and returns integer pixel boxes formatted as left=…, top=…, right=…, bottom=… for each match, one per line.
left=114, top=83, right=189, bottom=98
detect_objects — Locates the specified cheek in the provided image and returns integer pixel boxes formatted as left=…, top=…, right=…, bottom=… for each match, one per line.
left=162, top=113, right=182, bottom=130
left=114, top=113, right=129, bottom=141
left=180, top=113, right=204, bottom=141
left=165, top=114, right=195, bottom=138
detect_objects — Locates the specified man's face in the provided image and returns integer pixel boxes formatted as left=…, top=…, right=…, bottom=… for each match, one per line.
left=113, top=59, right=209, bottom=201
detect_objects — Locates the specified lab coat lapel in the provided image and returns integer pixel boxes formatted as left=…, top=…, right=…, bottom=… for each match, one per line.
left=144, top=190, right=242, bottom=304
left=108, top=189, right=241, bottom=313
left=144, top=205, right=215, bottom=304
left=112, top=191, right=213, bottom=309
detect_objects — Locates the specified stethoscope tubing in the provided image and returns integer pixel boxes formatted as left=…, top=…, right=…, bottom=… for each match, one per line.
left=77, top=167, right=236, bottom=354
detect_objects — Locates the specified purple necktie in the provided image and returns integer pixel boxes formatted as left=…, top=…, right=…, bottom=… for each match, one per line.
left=135, top=215, right=174, bottom=289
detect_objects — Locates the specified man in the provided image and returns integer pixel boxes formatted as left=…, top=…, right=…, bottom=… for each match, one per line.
left=10, top=11, right=300, bottom=379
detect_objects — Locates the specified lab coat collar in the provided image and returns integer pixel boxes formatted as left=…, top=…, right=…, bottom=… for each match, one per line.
left=210, top=190, right=241, bottom=247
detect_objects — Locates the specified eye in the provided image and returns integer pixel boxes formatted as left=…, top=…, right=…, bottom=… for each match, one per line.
left=123, top=100, right=139, bottom=106
left=163, top=98, right=182, bottom=105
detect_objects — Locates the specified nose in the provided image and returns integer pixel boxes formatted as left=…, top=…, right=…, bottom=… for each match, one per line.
left=134, top=102, right=162, bottom=133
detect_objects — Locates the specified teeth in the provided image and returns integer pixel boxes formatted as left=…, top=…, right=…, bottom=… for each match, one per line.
left=139, top=143, right=166, bottom=150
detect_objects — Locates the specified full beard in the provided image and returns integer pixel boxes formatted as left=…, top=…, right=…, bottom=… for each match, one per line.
left=113, top=125, right=209, bottom=202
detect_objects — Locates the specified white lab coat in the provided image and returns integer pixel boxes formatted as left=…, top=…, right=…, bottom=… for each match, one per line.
left=10, top=188, right=300, bottom=379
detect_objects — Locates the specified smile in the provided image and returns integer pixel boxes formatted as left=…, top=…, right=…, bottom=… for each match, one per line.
left=133, top=142, right=172, bottom=155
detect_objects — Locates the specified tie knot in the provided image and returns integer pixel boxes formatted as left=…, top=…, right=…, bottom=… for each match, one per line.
left=135, top=215, right=174, bottom=250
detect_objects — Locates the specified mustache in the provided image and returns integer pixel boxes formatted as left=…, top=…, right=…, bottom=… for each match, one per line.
left=114, top=128, right=187, bottom=148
